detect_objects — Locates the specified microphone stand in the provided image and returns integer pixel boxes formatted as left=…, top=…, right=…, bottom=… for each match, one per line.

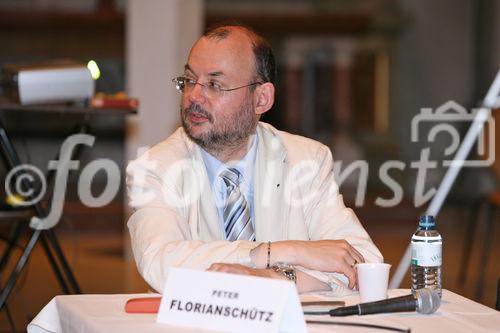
left=390, top=69, right=500, bottom=288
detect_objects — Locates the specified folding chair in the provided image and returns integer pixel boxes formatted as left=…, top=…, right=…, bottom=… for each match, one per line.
left=0, top=121, right=81, bottom=315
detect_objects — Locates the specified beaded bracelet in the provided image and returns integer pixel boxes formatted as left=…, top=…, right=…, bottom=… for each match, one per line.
left=266, top=241, right=271, bottom=268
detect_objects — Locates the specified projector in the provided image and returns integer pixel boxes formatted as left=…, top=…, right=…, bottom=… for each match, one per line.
left=2, top=60, right=95, bottom=105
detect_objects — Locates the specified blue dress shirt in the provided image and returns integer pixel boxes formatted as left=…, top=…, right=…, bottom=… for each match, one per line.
left=200, top=135, right=258, bottom=239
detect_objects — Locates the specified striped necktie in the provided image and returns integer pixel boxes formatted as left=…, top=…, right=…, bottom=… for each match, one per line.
left=220, top=168, right=255, bottom=241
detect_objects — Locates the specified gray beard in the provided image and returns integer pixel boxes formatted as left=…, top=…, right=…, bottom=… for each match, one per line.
left=181, top=103, right=257, bottom=154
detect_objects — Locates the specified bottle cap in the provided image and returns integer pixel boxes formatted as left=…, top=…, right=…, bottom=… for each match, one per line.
left=419, top=215, right=435, bottom=227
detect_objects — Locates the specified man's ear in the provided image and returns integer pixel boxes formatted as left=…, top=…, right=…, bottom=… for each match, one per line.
left=253, top=82, right=275, bottom=115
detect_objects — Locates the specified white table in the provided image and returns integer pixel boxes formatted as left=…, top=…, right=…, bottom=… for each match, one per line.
left=27, top=289, right=500, bottom=333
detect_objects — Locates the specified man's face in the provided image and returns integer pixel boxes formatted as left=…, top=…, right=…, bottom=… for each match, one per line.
left=180, top=32, right=259, bottom=151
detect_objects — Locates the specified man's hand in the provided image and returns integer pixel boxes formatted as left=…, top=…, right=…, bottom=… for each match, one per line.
left=250, top=239, right=365, bottom=290
left=294, top=240, right=364, bottom=289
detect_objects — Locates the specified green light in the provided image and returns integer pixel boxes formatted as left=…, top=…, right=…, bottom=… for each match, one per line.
left=87, top=60, right=100, bottom=80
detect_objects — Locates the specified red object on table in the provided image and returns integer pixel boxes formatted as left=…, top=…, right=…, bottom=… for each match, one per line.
left=125, top=297, right=162, bottom=313
left=90, top=97, right=139, bottom=109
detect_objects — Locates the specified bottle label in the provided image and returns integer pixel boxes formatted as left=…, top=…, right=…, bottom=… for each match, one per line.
left=411, top=237, right=442, bottom=266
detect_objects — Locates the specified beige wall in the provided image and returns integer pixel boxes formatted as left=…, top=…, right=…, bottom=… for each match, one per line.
left=124, top=0, right=204, bottom=282
left=125, top=0, right=203, bottom=162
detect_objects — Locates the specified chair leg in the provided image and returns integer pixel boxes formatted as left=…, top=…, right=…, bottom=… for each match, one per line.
left=0, top=220, right=25, bottom=273
left=0, top=229, right=41, bottom=312
left=474, top=204, right=495, bottom=300
left=458, top=199, right=482, bottom=284
left=496, top=277, right=500, bottom=311
left=46, top=229, right=81, bottom=294
left=39, top=232, right=70, bottom=294
left=4, top=304, right=17, bottom=333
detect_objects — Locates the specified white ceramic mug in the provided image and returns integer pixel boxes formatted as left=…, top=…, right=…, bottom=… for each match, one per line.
left=356, top=263, right=391, bottom=303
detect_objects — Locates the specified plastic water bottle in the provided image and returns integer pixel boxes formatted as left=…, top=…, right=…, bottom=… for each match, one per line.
left=411, top=215, right=442, bottom=297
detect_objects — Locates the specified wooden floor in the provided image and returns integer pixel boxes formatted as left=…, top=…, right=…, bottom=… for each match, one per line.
left=0, top=202, right=499, bottom=332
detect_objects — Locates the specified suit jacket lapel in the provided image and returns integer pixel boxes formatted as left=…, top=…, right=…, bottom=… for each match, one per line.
left=254, top=124, right=288, bottom=241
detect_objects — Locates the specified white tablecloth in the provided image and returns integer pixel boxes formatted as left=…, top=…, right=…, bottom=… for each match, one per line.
left=27, top=289, right=500, bottom=333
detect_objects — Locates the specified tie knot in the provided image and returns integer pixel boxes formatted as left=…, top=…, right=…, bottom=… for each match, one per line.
left=221, top=168, right=240, bottom=187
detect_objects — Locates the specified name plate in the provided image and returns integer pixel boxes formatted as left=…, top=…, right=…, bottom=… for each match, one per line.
left=157, top=267, right=307, bottom=333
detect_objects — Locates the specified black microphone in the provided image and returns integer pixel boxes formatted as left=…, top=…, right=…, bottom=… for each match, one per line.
left=330, top=288, right=440, bottom=316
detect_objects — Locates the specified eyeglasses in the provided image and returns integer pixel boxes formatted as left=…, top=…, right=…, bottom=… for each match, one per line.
left=172, top=76, right=262, bottom=99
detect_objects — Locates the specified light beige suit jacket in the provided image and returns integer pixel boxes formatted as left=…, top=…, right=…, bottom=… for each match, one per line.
left=127, top=122, right=382, bottom=293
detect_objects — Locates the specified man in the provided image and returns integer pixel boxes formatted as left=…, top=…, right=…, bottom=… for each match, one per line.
left=127, top=24, right=382, bottom=294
